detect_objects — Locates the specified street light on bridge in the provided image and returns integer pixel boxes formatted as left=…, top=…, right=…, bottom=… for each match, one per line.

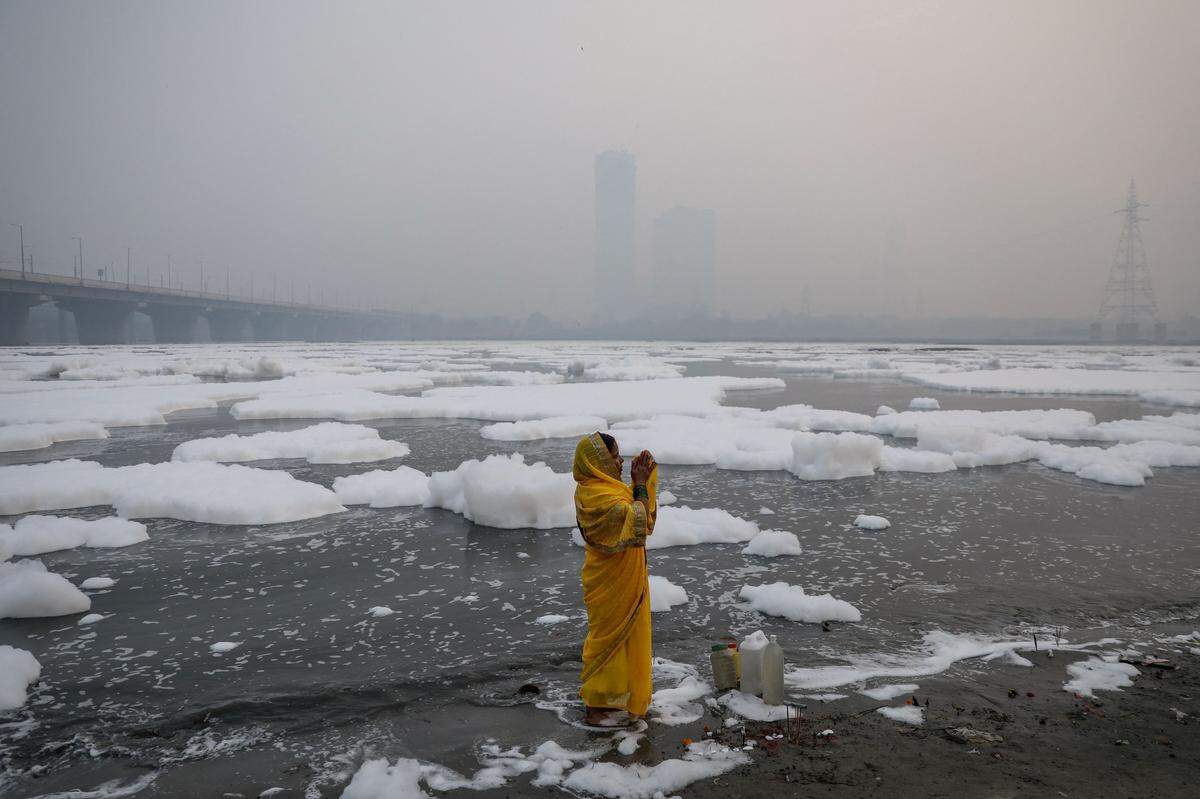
left=70, top=236, right=83, bottom=284
left=10, top=224, right=24, bottom=278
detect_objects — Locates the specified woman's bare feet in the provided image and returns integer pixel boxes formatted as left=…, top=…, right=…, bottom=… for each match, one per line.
left=584, top=705, right=623, bottom=726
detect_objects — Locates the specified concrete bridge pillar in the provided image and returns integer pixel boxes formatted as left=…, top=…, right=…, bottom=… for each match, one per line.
left=0, top=294, right=38, bottom=346
left=206, top=309, right=255, bottom=342
left=57, top=305, right=76, bottom=344
left=323, top=316, right=353, bottom=341
left=328, top=315, right=366, bottom=341
left=147, top=306, right=200, bottom=343
left=257, top=312, right=300, bottom=341
left=363, top=319, right=387, bottom=340
left=60, top=299, right=134, bottom=345
left=307, top=315, right=342, bottom=341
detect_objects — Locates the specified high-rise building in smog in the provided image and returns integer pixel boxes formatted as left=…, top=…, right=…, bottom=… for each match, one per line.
left=653, top=206, right=717, bottom=315
left=594, top=151, right=637, bottom=319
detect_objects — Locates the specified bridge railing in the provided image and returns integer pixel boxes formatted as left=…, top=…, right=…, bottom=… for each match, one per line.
left=0, top=268, right=389, bottom=316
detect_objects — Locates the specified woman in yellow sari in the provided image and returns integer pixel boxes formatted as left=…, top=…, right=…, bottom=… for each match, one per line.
left=572, top=432, right=657, bottom=725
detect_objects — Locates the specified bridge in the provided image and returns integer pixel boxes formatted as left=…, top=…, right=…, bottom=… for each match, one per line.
left=0, top=269, right=414, bottom=345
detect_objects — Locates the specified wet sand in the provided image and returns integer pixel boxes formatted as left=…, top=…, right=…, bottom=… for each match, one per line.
left=686, top=644, right=1199, bottom=799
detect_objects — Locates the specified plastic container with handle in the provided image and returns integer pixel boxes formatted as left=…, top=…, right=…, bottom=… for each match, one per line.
left=739, top=630, right=770, bottom=697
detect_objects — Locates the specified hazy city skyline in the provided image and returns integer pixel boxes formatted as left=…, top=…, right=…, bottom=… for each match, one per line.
left=2, top=1, right=1198, bottom=322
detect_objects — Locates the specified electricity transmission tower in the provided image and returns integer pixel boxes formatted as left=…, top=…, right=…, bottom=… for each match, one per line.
left=1092, top=180, right=1163, bottom=342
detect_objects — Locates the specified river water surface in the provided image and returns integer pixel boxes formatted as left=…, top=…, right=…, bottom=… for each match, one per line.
left=1, top=351, right=1197, bottom=797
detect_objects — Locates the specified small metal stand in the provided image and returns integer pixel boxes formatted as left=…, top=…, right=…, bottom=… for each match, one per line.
left=784, top=703, right=807, bottom=743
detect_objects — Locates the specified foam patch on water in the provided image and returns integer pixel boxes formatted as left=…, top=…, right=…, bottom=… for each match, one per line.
left=647, top=506, right=760, bottom=549
left=0, top=515, right=148, bottom=557
left=426, top=453, right=576, bottom=529
left=561, top=740, right=748, bottom=798
left=741, top=530, right=801, bottom=557
left=479, top=415, right=608, bottom=441
left=610, top=404, right=1200, bottom=487
left=333, top=466, right=432, bottom=508
left=739, top=582, right=862, bottom=623
left=648, top=575, right=688, bottom=612
left=570, top=505, right=761, bottom=550
left=1064, top=656, right=1140, bottom=697
left=0, top=459, right=344, bottom=524
left=0, top=559, right=91, bottom=619
left=341, top=718, right=746, bottom=799
left=0, top=646, right=41, bottom=710
left=0, top=420, right=109, bottom=453
left=785, top=630, right=1117, bottom=691
left=903, top=367, right=1200, bottom=404
left=789, top=432, right=882, bottom=481
left=231, top=375, right=784, bottom=424
left=172, top=422, right=409, bottom=465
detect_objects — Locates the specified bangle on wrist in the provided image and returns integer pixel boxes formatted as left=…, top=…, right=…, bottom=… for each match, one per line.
left=632, top=485, right=649, bottom=501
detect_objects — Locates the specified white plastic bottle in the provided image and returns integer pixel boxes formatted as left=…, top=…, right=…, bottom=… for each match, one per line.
left=739, top=630, right=769, bottom=697
left=761, top=635, right=785, bottom=706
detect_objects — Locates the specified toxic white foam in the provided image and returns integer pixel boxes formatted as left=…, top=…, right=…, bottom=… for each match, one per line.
left=0, top=459, right=344, bottom=524
left=172, top=422, right=409, bottom=465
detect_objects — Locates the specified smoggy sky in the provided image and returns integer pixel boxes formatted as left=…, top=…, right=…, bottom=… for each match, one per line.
left=2, top=0, right=1198, bottom=320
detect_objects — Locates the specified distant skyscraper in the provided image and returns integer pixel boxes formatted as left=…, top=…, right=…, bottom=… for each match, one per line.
left=653, top=206, right=717, bottom=315
left=594, top=151, right=636, bottom=319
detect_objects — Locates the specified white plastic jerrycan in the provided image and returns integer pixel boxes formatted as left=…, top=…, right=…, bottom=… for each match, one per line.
left=739, top=630, right=770, bottom=697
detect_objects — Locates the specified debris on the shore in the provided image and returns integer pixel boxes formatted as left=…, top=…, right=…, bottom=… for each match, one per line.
left=517, top=683, right=541, bottom=695
left=945, top=727, right=1004, bottom=745
left=1119, top=655, right=1177, bottom=670
left=1170, top=707, right=1188, bottom=722
left=860, top=683, right=919, bottom=701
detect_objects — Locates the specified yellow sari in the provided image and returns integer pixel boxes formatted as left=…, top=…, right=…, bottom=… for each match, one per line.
left=573, top=432, right=658, bottom=716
